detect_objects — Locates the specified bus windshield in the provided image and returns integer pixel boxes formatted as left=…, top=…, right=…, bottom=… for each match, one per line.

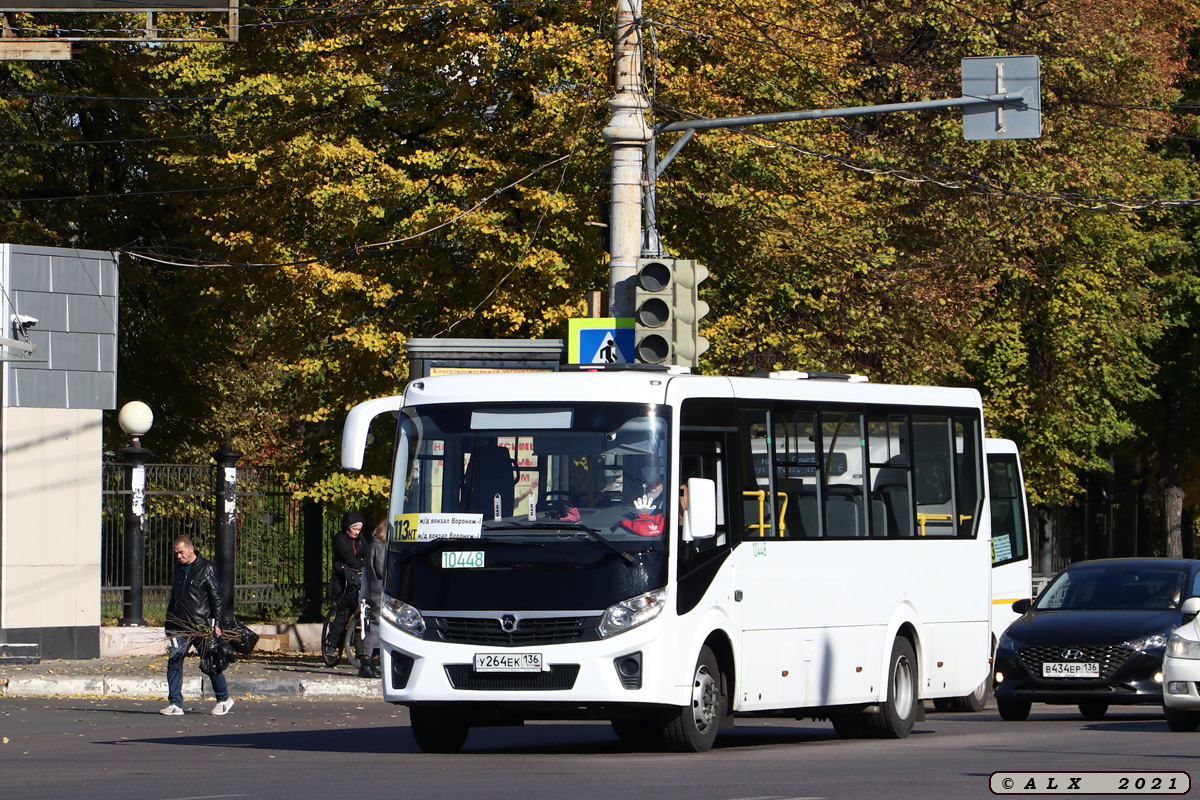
left=392, top=400, right=672, bottom=548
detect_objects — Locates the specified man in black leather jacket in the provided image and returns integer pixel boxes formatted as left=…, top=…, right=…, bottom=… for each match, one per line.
left=161, top=535, right=235, bottom=716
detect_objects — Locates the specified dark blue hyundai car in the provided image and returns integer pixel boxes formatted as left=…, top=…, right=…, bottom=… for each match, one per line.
left=993, top=557, right=1200, bottom=721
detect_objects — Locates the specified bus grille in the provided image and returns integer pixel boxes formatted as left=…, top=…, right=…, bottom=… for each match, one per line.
left=445, top=664, right=580, bottom=691
left=429, top=615, right=597, bottom=646
left=1017, top=644, right=1133, bottom=680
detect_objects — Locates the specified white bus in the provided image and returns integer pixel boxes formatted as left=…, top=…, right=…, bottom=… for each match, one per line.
left=341, top=367, right=993, bottom=752
left=986, top=438, right=1033, bottom=638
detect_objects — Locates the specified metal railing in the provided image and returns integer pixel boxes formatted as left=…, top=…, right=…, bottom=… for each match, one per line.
left=101, top=462, right=336, bottom=619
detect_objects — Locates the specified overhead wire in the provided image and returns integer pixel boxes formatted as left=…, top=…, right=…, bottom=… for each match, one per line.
left=642, top=4, right=1200, bottom=213
left=0, top=0, right=581, bottom=38
left=437, top=113, right=598, bottom=336
left=0, top=87, right=450, bottom=148
left=120, top=147, right=592, bottom=269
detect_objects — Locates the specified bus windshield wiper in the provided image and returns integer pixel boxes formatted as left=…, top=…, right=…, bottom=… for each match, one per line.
left=500, top=521, right=637, bottom=565
left=395, top=537, right=455, bottom=565
left=395, top=535, right=537, bottom=565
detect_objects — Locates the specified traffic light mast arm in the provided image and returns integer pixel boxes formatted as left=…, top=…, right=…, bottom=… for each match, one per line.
left=649, top=89, right=1035, bottom=179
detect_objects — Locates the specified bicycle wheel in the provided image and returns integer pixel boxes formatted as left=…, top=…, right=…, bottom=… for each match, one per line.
left=346, top=612, right=363, bottom=671
left=321, top=607, right=342, bottom=667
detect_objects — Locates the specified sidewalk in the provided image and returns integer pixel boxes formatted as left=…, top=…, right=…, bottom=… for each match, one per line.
left=0, top=650, right=383, bottom=700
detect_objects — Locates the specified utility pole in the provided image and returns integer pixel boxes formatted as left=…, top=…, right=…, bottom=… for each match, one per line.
left=600, top=0, right=650, bottom=319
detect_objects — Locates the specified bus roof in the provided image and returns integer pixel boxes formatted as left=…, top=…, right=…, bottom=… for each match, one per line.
left=402, top=370, right=983, bottom=410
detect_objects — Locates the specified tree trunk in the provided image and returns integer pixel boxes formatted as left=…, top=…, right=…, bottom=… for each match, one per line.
left=1160, top=382, right=1184, bottom=559
left=1165, top=485, right=1185, bottom=559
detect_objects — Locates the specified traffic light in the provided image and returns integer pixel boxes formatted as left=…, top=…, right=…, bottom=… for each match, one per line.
left=632, top=258, right=710, bottom=367
left=671, top=259, right=710, bottom=368
left=633, top=258, right=673, bottom=364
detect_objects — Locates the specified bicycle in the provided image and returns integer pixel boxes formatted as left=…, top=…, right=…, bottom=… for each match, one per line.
left=321, top=597, right=366, bottom=670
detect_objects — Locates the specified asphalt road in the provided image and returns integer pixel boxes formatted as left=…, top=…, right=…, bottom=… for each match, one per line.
left=1, top=700, right=1196, bottom=800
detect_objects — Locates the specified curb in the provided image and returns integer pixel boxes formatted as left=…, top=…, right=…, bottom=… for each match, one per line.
left=1, top=674, right=383, bottom=700
left=299, top=678, right=382, bottom=699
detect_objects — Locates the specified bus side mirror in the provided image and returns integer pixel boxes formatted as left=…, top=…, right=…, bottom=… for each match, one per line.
left=1012, top=598, right=1032, bottom=615
left=1182, top=597, right=1200, bottom=619
left=683, top=478, right=717, bottom=542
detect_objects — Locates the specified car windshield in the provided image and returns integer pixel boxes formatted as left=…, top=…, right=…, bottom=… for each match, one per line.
left=1035, top=565, right=1186, bottom=611
left=389, top=400, right=672, bottom=554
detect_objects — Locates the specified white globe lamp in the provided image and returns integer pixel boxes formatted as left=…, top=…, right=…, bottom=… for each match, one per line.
left=118, top=401, right=154, bottom=438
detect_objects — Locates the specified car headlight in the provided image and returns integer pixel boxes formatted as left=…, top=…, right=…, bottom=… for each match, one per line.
left=598, top=589, right=666, bottom=638
left=1124, top=629, right=1175, bottom=651
left=997, top=630, right=1019, bottom=651
left=1168, top=634, right=1200, bottom=660
left=380, top=594, right=425, bottom=637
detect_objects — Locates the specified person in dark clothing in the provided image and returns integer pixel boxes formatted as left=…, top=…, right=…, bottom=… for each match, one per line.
left=358, top=520, right=388, bottom=678
left=326, top=511, right=368, bottom=650
left=161, top=535, right=234, bottom=716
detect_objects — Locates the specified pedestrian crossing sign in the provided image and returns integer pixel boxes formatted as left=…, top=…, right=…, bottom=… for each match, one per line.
left=568, top=318, right=635, bottom=364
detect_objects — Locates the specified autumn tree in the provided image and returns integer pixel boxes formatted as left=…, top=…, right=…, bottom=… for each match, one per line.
left=1, top=0, right=1200, bottom=520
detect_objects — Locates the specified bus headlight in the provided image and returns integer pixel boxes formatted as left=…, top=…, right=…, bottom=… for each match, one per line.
left=381, top=594, right=426, bottom=637
left=599, top=589, right=666, bottom=638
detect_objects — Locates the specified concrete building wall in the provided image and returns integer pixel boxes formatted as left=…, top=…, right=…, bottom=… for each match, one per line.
left=0, top=407, right=104, bottom=657
left=0, top=245, right=117, bottom=659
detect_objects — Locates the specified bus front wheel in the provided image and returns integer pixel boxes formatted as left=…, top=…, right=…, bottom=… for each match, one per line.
left=662, top=645, right=722, bottom=752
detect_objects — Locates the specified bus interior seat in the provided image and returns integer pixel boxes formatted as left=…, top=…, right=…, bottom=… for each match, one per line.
left=875, top=483, right=912, bottom=537
left=824, top=494, right=861, bottom=537
left=872, top=457, right=914, bottom=537
left=870, top=499, right=888, bottom=537
left=787, top=491, right=819, bottom=537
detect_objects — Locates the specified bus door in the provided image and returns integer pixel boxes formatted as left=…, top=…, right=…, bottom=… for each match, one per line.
left=733, top=404, right=831, bottom=709
left=676, top=396, right=738, bottom=628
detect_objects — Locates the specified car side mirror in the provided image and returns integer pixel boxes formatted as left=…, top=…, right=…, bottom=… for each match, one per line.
left=1182, top=597, right=1200, bottom=619
left=1012, top=598, right=1032, bottom=615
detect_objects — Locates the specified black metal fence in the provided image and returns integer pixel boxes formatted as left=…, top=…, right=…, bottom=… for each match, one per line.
left=101, top=462, right=339, bottom=620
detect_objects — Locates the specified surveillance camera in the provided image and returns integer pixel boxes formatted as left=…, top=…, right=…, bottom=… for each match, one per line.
left=12, top=314, right=37, bottom=328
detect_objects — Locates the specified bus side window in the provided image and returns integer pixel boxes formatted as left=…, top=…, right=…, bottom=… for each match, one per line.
left=913, top=415, right=955, bottom=536
left=774, top=409, right=819, bottom=538
left=821, top=410, right=868, bottom=538
left=739, top=408, right=775, bottom=538
left=954, top=416, right=983, bottom=538
left=869, top=414, right=913, bottom=538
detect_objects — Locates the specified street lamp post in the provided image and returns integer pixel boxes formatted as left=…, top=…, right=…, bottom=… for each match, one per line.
left=212, top=435, right=242, bottom=616
left=117, top=401, right=153, bottom=628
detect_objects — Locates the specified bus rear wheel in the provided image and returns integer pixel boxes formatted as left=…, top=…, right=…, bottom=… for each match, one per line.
left=865, top=637, right=918, bottom=739
left=410, top=707, right=470, bottom=753
left=944, top=679, right=989, bottom=712
left=662, top=646, right=722, bottom=753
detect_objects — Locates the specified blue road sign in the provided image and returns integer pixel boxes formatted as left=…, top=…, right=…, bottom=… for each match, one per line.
left=568, top=318, right=635, bottom=364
